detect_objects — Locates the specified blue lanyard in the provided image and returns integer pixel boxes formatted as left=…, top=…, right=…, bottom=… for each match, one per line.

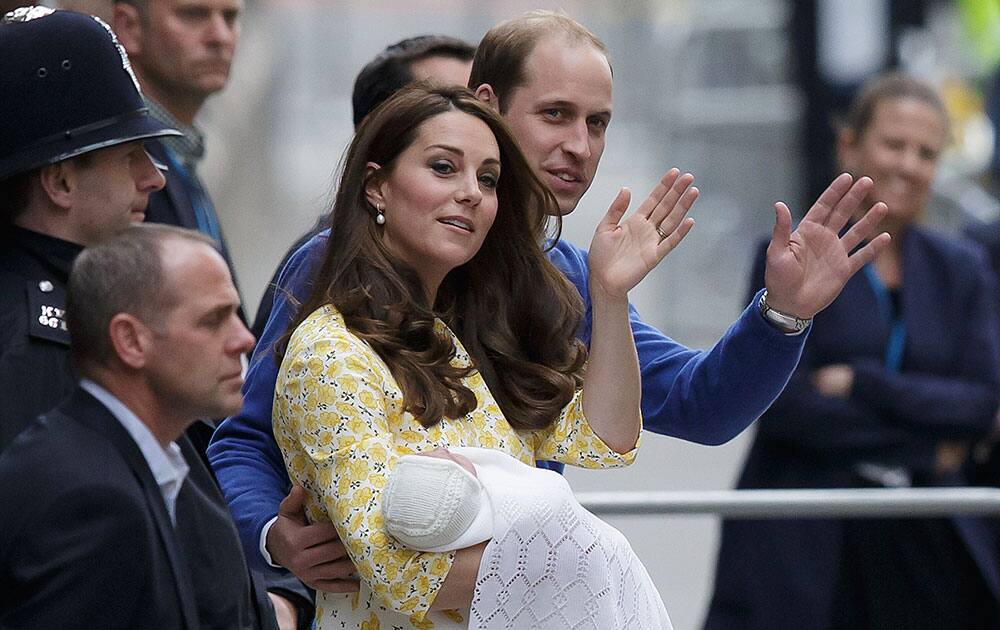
left=862, top=265, right=906, bottom=372
left=160, top=147, right=222, bottom=244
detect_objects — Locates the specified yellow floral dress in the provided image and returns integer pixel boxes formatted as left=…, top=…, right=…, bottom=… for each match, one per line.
left=273, top=305, right=638, bottom=630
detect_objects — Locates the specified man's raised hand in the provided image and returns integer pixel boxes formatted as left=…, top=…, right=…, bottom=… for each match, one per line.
left=764, top=173, right=890, bottom=318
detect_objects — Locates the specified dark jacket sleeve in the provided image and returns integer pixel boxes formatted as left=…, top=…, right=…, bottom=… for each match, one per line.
left=757, top=358, right=935, bottom=461
left=257, top=570, right=315, bottom=630
left=0, top=340, right=76, bottom=450
left=848, top=253, right=1000, bottom=440
left=0, top=279, right=76, bottom=451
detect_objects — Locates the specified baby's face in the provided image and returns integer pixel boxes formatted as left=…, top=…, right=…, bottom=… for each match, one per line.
left=418, top=448, right=477, bottom=477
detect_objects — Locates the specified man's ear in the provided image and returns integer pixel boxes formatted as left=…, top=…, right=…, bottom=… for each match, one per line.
left=37, top=161, right=76, bottom=211
left=475, top=84, right=500, bottom=112
left=108, top=313, right=153, bottom=370
left=113, top=2, right=144, bottom=56
left=363, top=162, right=386, bottom=211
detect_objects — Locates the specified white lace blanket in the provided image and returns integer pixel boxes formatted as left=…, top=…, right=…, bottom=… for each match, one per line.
left=451, top=448, right=673, bottom=630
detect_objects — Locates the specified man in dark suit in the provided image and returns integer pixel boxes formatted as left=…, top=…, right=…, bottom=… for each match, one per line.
left=0, top=224, right=258, bottom=627
left=108, top=6, right=314, bottom=624
left=0, top=9, right=286, bottom=628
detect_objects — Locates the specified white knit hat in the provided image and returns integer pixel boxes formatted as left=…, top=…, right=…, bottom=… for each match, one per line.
left=383, top=455, right=490, bottom=551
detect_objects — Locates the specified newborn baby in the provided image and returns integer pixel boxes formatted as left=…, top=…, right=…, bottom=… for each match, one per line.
left=384, top=447, right=673, bottom=630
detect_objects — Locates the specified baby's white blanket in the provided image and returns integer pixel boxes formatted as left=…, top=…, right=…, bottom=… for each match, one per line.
left=448, top=447, right=673, bottom=630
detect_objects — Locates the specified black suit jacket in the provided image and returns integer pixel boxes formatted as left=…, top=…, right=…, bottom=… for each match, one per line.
left=0, top=388, right=199, bottom=629
left=0, top=388, right=280, bottom=629
left=0, top=222, right=298, bottom=626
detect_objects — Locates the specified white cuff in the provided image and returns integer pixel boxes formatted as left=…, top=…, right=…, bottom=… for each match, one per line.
left=259, top=515, right=281, bottom=568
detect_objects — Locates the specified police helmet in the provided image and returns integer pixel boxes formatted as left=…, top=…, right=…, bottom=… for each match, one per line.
left=0, top=7, right=181, bottom=180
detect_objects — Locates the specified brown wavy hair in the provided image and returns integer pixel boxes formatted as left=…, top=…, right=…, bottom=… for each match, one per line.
left=280, top=84, right=586, bottom=430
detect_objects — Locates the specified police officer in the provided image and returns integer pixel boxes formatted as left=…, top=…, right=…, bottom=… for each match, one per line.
left=0, top=5, right=176, bottom=448
left=0, top=9, right=287, bottom=628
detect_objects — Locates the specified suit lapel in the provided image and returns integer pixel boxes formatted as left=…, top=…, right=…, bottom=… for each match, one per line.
left=61, top=388, right=202, bottom=629
left=146, top=141, right=200, bottom=230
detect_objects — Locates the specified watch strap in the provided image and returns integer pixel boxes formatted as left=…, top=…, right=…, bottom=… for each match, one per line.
left=758, top=290, right=811, bottom=335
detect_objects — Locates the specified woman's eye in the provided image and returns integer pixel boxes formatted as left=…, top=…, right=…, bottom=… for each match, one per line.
left=479, top=173, right=498, bottom=189
left=543, top=108, right=561, bottom=120
left=883, top=138, right=904, bottom=151
left=431, top=161, right=454, bottom=175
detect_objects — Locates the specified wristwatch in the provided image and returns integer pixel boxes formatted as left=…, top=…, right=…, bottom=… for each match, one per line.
left=758, top=290, right=811, bottom=335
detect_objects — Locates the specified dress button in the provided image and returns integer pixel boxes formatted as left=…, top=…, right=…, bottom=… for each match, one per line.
left=38, top=280, right=54, bottom=293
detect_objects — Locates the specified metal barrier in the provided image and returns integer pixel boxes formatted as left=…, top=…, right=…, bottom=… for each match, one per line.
left=576, top=487, right=1000, bottom=518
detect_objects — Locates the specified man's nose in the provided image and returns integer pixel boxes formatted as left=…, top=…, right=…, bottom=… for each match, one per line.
left=205, top=12, right=237, bottom=47
left=139, top=149, right=166, bottom=192
left=560, top=119, right=591, bottom=160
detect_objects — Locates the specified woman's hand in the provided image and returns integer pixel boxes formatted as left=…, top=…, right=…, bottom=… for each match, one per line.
left=934, top=441, right=970, bottom=476
left=581, top=169, right=697, bottom=454
left=811, top=364, right=854, bottom=399
left=764, top=173, right=890, bottom=319
left=587, top=168, right=698, bottom=300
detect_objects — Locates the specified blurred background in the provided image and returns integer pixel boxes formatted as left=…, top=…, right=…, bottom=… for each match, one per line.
left=42, top=0, right=1000, bottom=627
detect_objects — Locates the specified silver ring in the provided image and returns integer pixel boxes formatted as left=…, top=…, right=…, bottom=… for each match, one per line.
left=655, top=226, right=668, bottom=241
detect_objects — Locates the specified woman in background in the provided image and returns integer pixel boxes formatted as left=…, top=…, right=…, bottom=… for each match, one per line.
left=705, top=73, right=1000, bottom=630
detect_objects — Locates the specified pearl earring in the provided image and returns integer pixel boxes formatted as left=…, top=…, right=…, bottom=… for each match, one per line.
left=375, top=202, right=386, bottom=225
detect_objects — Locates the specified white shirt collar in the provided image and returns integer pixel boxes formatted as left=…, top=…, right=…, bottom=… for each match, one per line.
left=80, top=379, right=190, bottom=526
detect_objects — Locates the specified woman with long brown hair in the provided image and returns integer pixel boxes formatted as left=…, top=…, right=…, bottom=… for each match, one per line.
left=273, top=84, right=694, bottom=629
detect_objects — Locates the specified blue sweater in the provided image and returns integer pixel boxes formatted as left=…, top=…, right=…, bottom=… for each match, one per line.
left=208, top=230, right=806, bottom=569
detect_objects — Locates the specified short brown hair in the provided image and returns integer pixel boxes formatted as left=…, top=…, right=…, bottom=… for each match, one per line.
left=67, top=224, right=214, bottom=374
left=842, top=72, right=950, bottom=138
left=114, top=0, right=150, bottom=20
left=469, top=10, right=609, bottom=112
left=352, top=35, right=476, bottom=127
